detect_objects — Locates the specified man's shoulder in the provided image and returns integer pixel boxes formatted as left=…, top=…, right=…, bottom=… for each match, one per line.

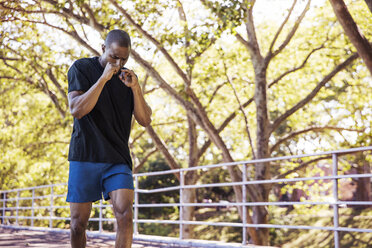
left=71, top=57, right=96, bottom=70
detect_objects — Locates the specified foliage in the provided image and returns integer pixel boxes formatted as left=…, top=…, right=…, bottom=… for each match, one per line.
left=0, top=0, right=371, bottom=245
left=138, top=157, right=179, bottom=218
left=271, top=207, right=372, bottom=248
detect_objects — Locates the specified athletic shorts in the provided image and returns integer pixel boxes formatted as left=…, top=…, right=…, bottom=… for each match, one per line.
left=66, top=161, right=134, bottom=203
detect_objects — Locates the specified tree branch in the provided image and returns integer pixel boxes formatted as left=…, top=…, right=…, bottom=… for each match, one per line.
left=243, top=0, right=263, bottom=66
left=268, top=43, right=325, bottom=88
left=2, top=17, right=100, bottom=55
left=0, top=2, right=61, bottom=16
left=32, top=64, right=66, bottom=118
left=1, top=58, right=22, bottom=74
left=177, top=0, right=192, bottom=79
left=129, top=130, right=146, bottom=149
left=133, top=147, right=158, bottom=174
left=268, top=0, right=297, bottom=53
left=198, top=96, right=255, bottom=159
left=23, top=141, right=69, bottom=151
left=108, top=0, right=189, bottom=84
left=266, top=0, right=311, bottom=62
left=1, top=0, right=103, bottom=32
left=46, top=68, right=68, bottom=102
left=275, top=156, right=332, bottom=179
left=329, top=0, right=372, bottom=76
left=271, top=126, right=365, bottom=153
left=146, top=125, right=180, bottom=180
left=192, top=36, right=217, bottom=61
left=0, top=84, right=16, bottom=95
left=223, top=59, right=256, bottom=159
left=130, top=49, right=192, bottom=110
left=82, top=3, right=103, bottom=31
left=270, top=52, right=359, bottom=133
left=0, top=56, right=21, bottom=61
left=144, top=87, right=159, bottom=95
left=41, top=0, right=105, bottom=31
left=235, top=33, right=251, bottom=51
left=153, top=120, right=187, bottom=126
left=208, top=81, right=228, bottom=104
left=365, top=0, right=372, bottom=13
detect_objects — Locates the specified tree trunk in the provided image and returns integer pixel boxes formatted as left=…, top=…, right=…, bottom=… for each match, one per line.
left=181, top=171, right=198, bottom=239
left=365, top=0, right=372, bottom=13
left=354, top=154, right=371, bottom=209
left=0, top=193, right=4, bottom=224
left=253, top=69, right=271, bottom=245
left=329, top=0, right=372, bottom=76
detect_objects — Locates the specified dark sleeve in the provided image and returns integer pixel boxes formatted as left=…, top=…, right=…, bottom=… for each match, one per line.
left=67, top=63, right=91, bottom=93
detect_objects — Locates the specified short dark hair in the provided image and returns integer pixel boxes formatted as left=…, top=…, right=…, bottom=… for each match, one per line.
left=104, top=29, right=131, bottom=48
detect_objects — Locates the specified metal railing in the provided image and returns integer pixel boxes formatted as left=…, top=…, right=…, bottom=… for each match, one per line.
left=1, top=146, right=372, bottom=247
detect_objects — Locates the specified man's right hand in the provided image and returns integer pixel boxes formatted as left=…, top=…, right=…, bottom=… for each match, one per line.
left=101, top=60, right=121, bottom=82
left=69, top=60, right=121, bottom=119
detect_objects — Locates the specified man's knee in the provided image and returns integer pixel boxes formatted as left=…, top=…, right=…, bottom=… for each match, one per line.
left=115, top=205, right=133, bottom=228
left=70, top=217, right=87, bottom=236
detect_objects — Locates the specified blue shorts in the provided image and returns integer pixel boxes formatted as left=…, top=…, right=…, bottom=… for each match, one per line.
left=66, top=161, right=134, bottom=203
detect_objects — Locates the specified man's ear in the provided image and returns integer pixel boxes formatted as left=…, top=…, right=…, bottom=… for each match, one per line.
left=101, top=44, right=106, bottom=53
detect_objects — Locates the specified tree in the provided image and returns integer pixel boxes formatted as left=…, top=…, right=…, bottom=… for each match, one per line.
left=201, top=0, right=369, bottom=244
left=364, top=0, right=372, bottom=13
left=329, top=0, right=372, bottom=76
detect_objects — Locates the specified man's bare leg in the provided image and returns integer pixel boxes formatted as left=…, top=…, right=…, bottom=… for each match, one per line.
left=109, top=189, right=134, bottom=248
left=70, top=202, right=92, bottom=248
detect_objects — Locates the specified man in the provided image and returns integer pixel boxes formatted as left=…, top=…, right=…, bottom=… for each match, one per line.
left=66, top=29, right=152, bottom=248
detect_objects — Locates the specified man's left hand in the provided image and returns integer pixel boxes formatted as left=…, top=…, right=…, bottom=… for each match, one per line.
left=119, top=69, right=139, bottom=89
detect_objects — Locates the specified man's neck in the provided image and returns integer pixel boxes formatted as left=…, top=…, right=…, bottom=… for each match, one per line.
left=98, top=56, right=106, bottom=69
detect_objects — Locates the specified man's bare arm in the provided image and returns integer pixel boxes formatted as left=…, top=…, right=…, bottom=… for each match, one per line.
left=132, top=85, right=152, bottom=127
left=68, top=61, right=120, bottom=119
left=68, top=77, right=107, bottom=119
left=120, top=69, right=152, bottom=127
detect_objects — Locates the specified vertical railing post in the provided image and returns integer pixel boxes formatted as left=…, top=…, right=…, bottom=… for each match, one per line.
left=31, top=189, right=35, bottom=227
left=99, top=199, right=103, bottom=233
left=179, top=170, right=184, bottom=240
left=332, top=153, right=340, bottom=248
left=50, top=186, right=54, bottom=228
left=242, top=163, right=247, bottom=245
left=16, top=190, right=19, bottom=225
left=2, top=192, right=6, bottom=225
left=134, top=175, right=139, bottom=235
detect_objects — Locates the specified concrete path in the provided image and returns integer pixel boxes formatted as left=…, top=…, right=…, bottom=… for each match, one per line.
left=0, top=227, right=175, bottom=247
left=0, top=227, right=274, bottom=247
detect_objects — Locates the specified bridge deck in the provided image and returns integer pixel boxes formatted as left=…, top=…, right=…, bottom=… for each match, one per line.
left=0, top=227, right=176, bottom=247
left=0, top=227, right=269, bottom=247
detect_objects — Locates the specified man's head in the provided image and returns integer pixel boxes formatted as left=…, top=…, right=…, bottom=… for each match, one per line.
left=100, top=29, right=131, bottom=69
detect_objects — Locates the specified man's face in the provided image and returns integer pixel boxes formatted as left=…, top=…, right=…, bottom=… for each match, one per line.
left=101, top=42, right=130, bottom=70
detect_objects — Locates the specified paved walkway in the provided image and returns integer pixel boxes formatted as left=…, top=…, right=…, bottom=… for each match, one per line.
left=0, top=228, right=177, bottom=247
left=0, top=227, right=273, bottom=247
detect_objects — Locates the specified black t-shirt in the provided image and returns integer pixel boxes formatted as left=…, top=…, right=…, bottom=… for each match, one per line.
left=67, top=56, right=134, bottom=169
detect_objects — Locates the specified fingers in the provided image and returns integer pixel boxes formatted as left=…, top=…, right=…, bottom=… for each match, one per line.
left=121, top=69, right=133, bottom=74
left=108, top=62, right=120, bottom=74
left=118, top=69, right=138, bottom=87
left=121, top=69, right=138, bottom=79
